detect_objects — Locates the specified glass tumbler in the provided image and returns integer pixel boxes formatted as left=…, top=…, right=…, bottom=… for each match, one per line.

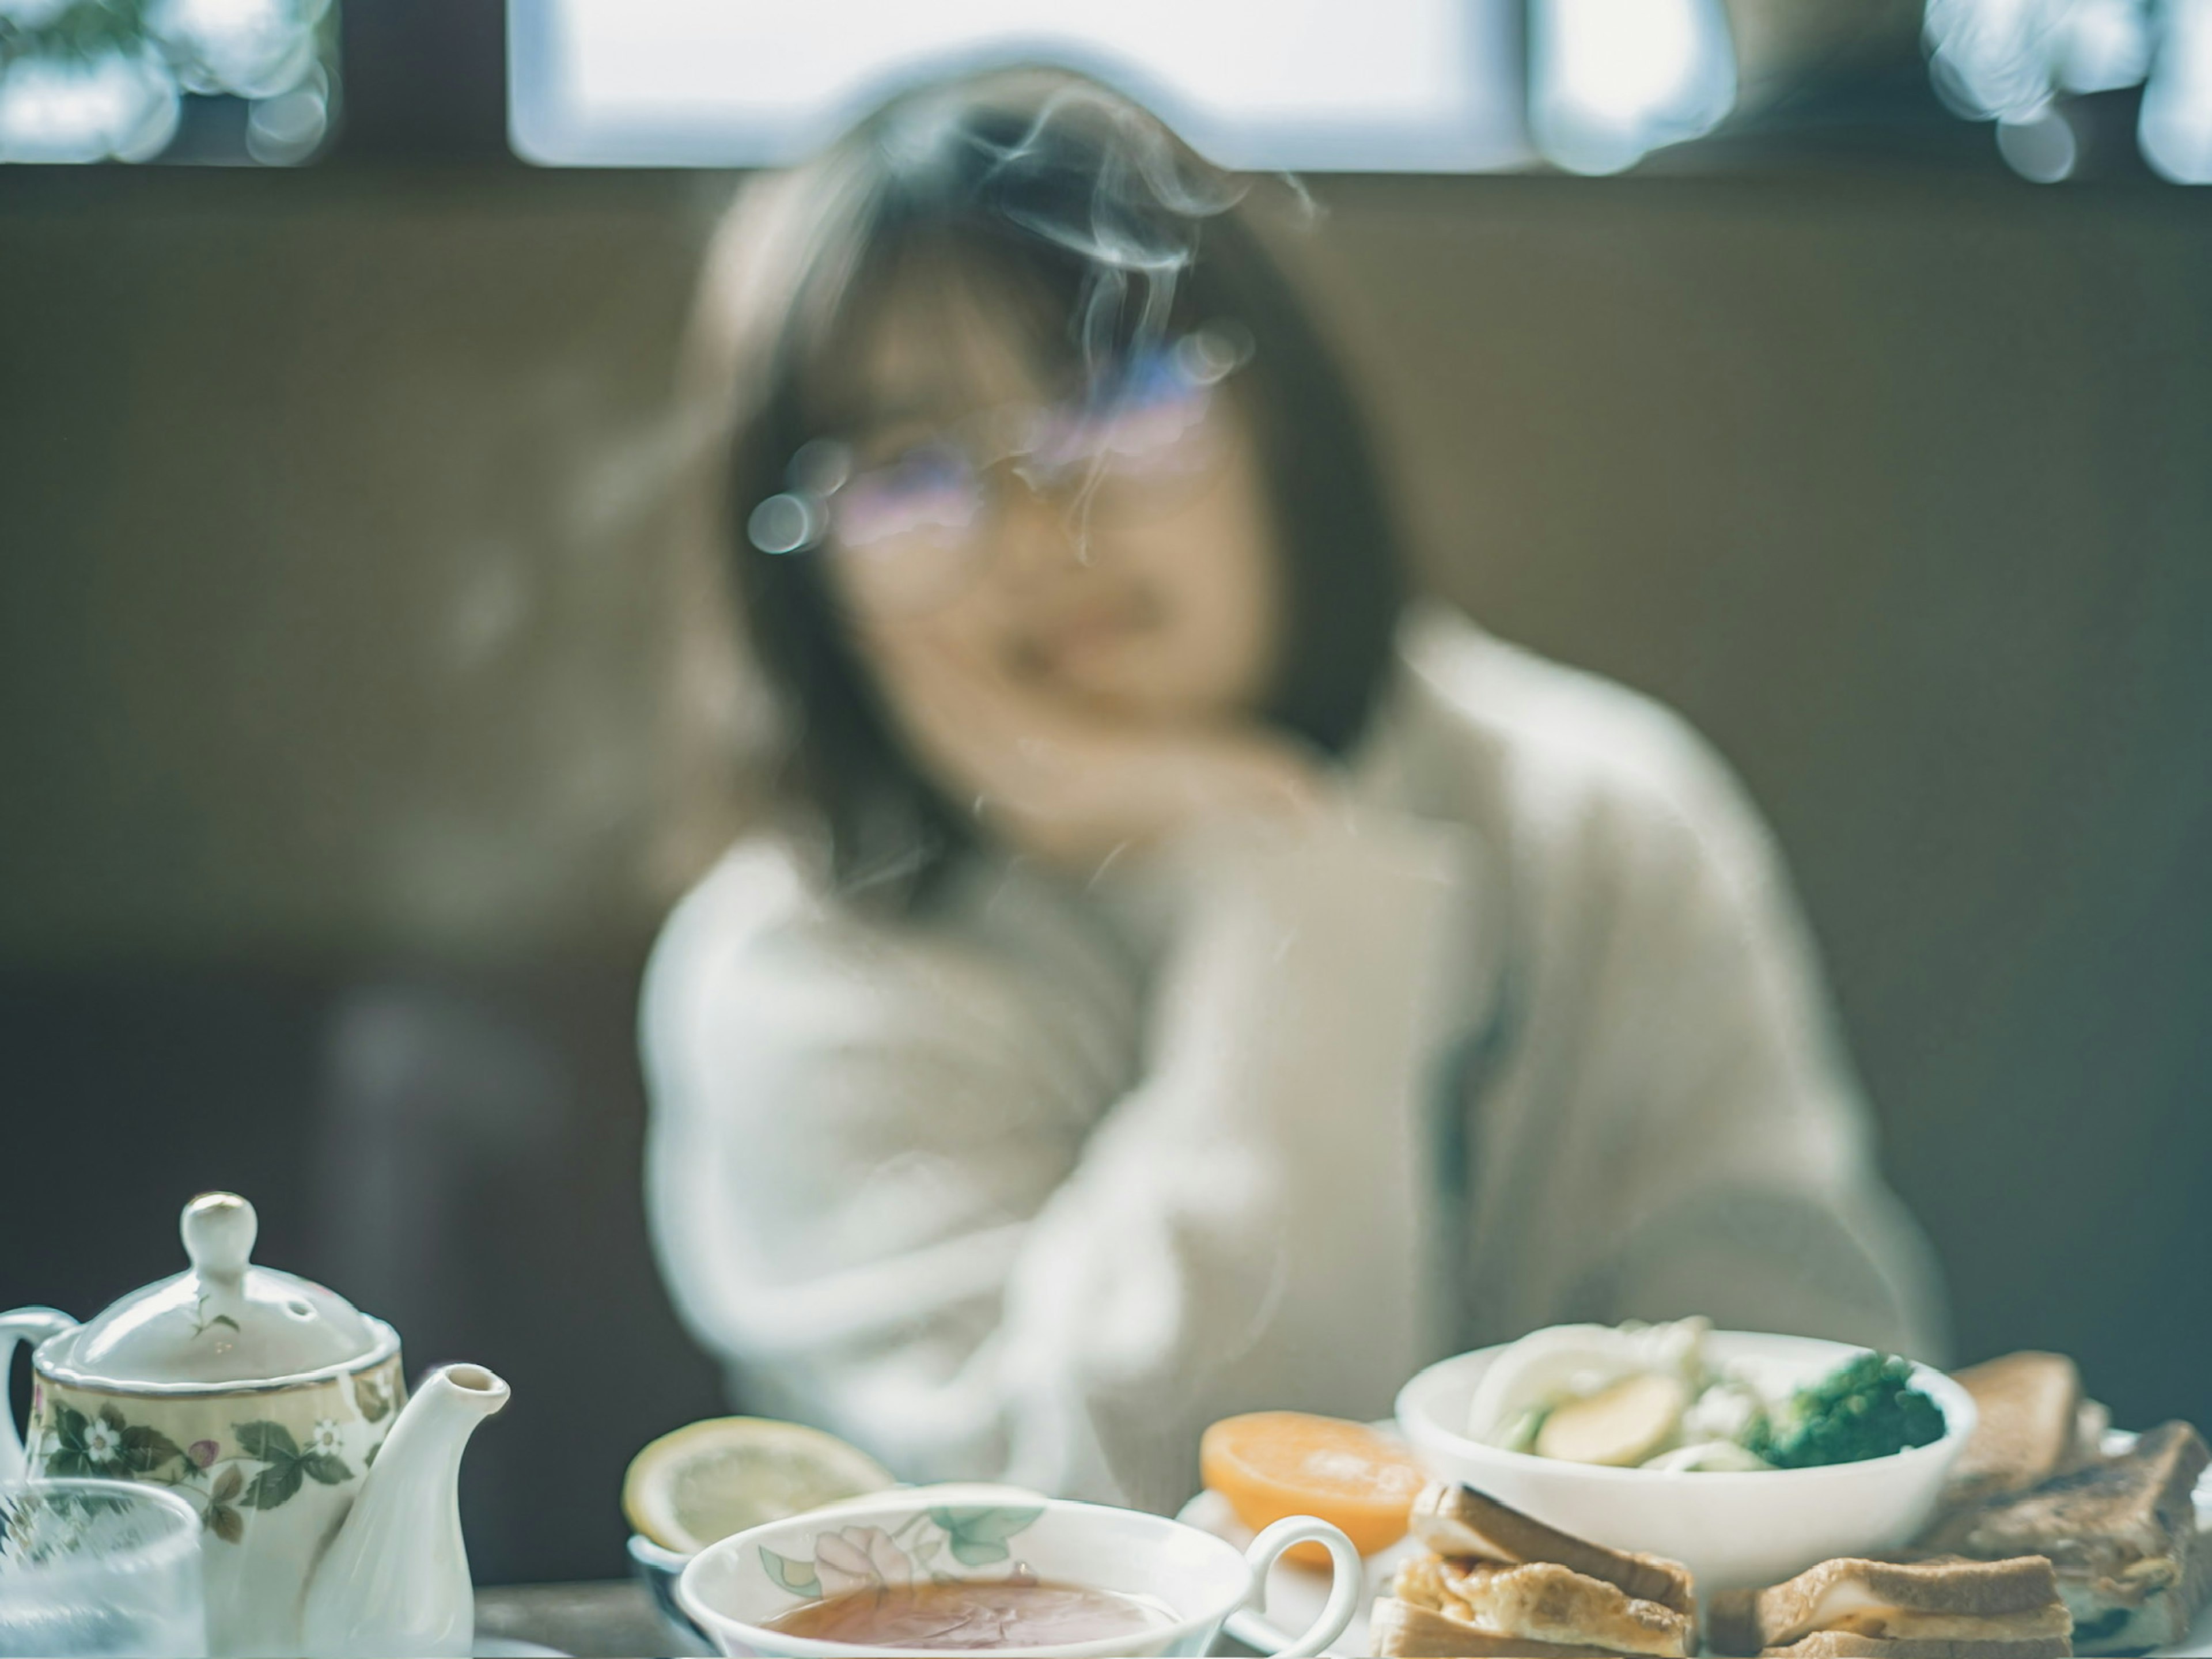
left=0, top=1479, right=206, bottom=1658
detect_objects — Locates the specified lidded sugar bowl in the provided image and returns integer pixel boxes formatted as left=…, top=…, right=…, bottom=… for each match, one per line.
left=1, top=1192, right=509, bottom=1658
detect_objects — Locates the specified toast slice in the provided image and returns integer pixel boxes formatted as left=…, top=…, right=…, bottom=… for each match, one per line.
left=1706, top=1556, right=2067, bottom=1656
left=1368, top=1596, right=1637, bottom=1658
left=1755, top=1633, right=2073, bottom=1659
left=1391, top=1556, right=1692, bottom=1658
left=1922, top=1419, right=2208, bottom=1656
left=1924, top=1420, right=2206, bottom=1570
left=2072, top=1400, right=2113, bottom=1471
left=2059, top=1522, right=2207, bottom=1656
left=1943, top=1355, right=2086, bottom=1505
left=1410, top=1483, right=1696, bottom=1616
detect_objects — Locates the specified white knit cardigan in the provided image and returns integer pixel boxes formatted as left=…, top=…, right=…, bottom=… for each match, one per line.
left=641, top=606, right=1946, bottom=1512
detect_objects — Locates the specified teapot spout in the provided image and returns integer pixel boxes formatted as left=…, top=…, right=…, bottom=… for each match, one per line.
left=301, top=1363, right=509, bottom=1659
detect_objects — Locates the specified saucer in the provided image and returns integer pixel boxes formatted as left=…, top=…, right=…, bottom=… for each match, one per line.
left=1176, top=1454, right=2212, bottom=1659
left=1175, top=1487, right=1414, bottom=1657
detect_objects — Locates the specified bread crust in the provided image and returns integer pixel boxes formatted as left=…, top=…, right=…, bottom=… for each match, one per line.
left=1710, top=1586, right=1767, bottom=1655
left=1398, top=1554, right=1480, bottom=1623
left=1709, top=1555, right=2068, bottom=1656
left=1944, top=1354, right=2085, bottom=1506
left=1438, top=1561, right=1694, bottom=1658
left=2062, top=1521, right=2209, bottom=1656
left=1759, top=1556, right=2060, bottom=1622
left=1923, top=1422, right=2209, bottom=1570
left=1756, top=1633, right=2073, bottom=1659
left=1411, top=1484, right=1695, bottom=1616
left=1369, top=1596, right=1638, bottom=1658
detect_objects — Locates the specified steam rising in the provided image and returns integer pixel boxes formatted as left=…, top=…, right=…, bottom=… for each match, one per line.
left=938, top=80, right=1279, bottom=556
left=604, top=78, right=1296, bottom=572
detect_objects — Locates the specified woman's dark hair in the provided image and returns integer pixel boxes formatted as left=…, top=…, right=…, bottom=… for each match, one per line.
left=710, top=66, right=1408, bottom=907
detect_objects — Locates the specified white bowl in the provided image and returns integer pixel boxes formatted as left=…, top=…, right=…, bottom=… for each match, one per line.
left=1395, top=1331, right=1975, bottom=1592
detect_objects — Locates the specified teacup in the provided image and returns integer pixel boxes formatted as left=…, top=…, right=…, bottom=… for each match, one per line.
left=632, top=1487, right=1060, bottom=1657
left=678, top=1493, right=1361, bottom=1658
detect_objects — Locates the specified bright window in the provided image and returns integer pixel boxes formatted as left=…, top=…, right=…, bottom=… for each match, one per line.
left=1926, top=0, right=2212, bottom=181
left=507, top=0, right=1533, bottom=172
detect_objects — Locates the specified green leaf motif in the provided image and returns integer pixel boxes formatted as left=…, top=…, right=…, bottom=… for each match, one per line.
left=97, top=1404, right=126, bottom=1434
left=929, top=1506, right=1043, bottom=1567
left=121, top=1425, right=184, bottom=1475
left=212, top=1466, right=244, bottom=1505
left=40, top=1406, right=94, bottom=1478
left=243, top=1461, right=304, bottom=1512
left=233, top=1421, right=301, bottom=1462
left=299, top=1452, right=354, bottom=1486
left=207, top=1503, right=245, bottom=1545
left=761, top=1546, right=823, bottom=1600
left=210, top=1315, right=240, bottom=1332
left=354, top=1373, right=393, bottom=1424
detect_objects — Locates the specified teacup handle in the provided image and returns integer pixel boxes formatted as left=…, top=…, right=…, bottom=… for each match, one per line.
left=1242, top=1516, right=1363, bottom=1659
left=0, top=1308, right=78, bottom=1484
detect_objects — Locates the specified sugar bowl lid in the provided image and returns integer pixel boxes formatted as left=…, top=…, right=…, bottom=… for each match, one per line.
left=55, top=1193, right=390, bottom=1388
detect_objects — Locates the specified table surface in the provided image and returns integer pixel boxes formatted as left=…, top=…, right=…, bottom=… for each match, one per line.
left=471, top=1579, right=1267, bottom=1658
left=476, top=1580, right=699, bottom=1659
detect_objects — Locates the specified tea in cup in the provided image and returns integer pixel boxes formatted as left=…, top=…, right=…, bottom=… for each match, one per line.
left=678, top=1493, right=1361, bottom=1657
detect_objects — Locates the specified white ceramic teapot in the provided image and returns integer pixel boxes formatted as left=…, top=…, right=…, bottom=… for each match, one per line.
left=0, top=1191, right=509, bottom=1658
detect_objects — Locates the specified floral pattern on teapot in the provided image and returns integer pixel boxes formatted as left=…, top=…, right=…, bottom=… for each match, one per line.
left=25, top=1354, right=407, bottom=1547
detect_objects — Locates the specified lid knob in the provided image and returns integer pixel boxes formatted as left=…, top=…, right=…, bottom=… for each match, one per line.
left=55, top=1190, right=384, bottom=1388
left=181, top=1192, right=256, bottom=1285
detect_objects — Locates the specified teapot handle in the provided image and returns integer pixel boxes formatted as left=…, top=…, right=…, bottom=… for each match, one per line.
left=0, top=1308, right=78, bottom=1484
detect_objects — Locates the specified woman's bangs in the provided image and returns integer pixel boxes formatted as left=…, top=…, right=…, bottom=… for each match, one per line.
left=790, top=229, right=1096, bottom=445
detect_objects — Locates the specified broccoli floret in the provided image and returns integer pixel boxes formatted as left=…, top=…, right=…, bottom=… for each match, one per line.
left=1743, top=1351, right=1945, bottom=1468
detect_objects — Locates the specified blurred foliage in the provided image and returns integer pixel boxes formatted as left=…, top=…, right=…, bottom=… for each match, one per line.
left=0, top=0, right=335, bottom=162
left=0, top=0, right=161, bottom=65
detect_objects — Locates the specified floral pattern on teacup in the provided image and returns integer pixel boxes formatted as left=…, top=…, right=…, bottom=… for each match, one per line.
left=760, top=1505, right=1045, bottom=1602
left=816, top=1525, right=914, bottom=1596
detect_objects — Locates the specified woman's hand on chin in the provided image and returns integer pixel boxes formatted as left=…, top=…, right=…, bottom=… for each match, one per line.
left=863, top=624, right=1322, bottom=872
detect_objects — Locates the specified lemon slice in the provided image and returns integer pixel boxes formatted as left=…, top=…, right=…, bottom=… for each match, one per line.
left=623, top=1417, right=896, bottom=1554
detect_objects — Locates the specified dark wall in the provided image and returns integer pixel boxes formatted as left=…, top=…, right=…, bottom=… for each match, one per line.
left=1291, top=173, right=2212, bottom=1433
left=0, top=956, right=728, bottom=1584
left=2, top=161, right=2208, bottom=1580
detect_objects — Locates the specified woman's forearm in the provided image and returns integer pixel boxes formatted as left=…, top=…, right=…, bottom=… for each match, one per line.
left=647, top=815, right=1471, bottom=1510
left=979, top=806, right=1473, bottom=1505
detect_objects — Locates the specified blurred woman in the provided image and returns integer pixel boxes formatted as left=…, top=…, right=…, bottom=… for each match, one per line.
left=642, top=67, right=1944, bottom=1512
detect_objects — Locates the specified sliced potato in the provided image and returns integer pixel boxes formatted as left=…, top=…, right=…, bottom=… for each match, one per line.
left=1535, top=1372, right=1691, bottom=1466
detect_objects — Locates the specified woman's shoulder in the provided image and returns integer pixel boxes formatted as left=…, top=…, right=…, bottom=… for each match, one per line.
left=647, top=835, right=823, bottom=986
left=644, top=835, right=956, bottom=1020
left=641, top=836, right=979, bottom=1067
left=642, top=832, right=1123, bottom=1063
left=641, top=839, right=838, bottom=1067
left=1389, top=604, right=1772, bottom=873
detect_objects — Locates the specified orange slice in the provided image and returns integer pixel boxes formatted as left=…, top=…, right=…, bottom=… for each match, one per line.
left=1200, top=1411, right=1427, bottom=1565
